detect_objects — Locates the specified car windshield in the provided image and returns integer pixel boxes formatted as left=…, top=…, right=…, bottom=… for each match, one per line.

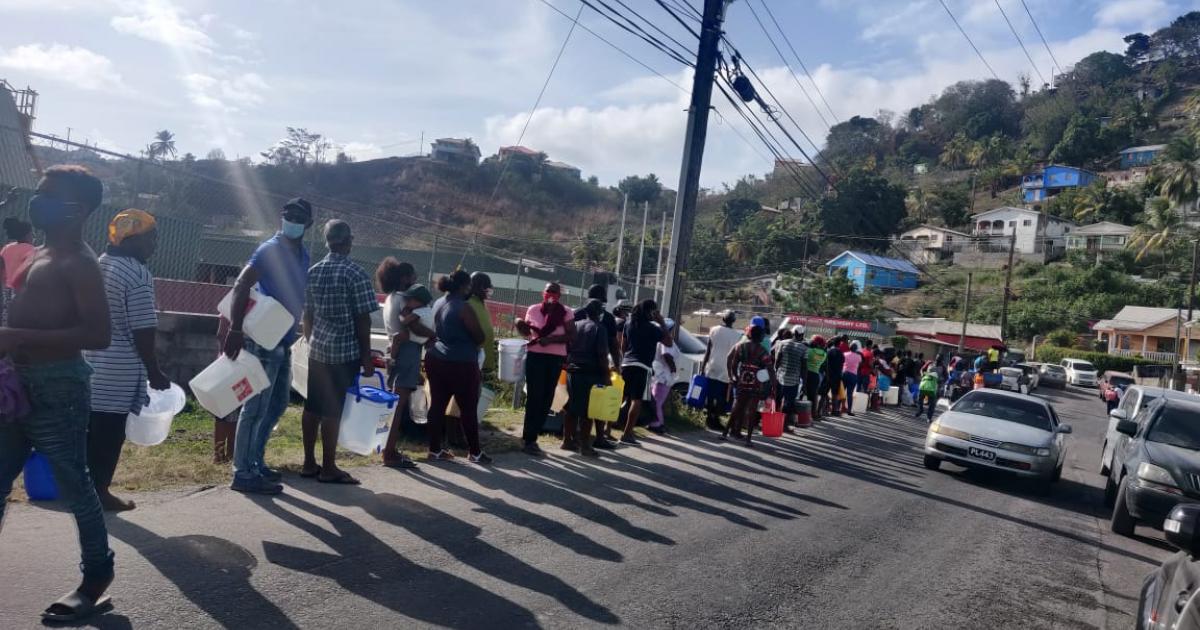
left=1044, top=366, right=1066, bottom=375
left=675, top=327, right=708, bottom=354
left=1146, top=406, right=1200, bottom=450
left=1073, top=362, right=1096, bottom=372
left=951, top=392, right=1052, bottom=431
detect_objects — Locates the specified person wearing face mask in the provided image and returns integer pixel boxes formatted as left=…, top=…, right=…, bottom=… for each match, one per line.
left=222, top=198, right=313, bottom=495
left=467, top=272, right=496, bottom=380
left=515, top=282, right=575, bottom=456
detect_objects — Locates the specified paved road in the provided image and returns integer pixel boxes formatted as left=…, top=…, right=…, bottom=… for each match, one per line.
left=0, top=385, right=1176, bottom=629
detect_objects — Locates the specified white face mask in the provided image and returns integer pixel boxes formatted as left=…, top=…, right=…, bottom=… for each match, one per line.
left=281, top=218, right=306, bottom=239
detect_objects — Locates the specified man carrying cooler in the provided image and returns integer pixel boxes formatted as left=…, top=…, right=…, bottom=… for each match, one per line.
left=223, top=197, right=313, bottom=495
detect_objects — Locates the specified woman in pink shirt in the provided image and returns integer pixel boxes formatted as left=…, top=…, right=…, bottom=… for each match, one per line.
left=841, top=342, right=863, bottom=416
left=515, top=282, right=575, bottom=456
left=0, top=218, right=33, bottom=323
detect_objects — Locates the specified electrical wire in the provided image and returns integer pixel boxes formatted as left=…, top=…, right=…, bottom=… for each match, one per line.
left=937, top=0, right=1001, bottom=81
left=578, top=0, right=694, bottom=66
left=1018, top=0, right=1063, bottom=76
left=759, top=0, right=838, bottom=124
left=664, top=0, right=702, bottom=22
left=745, top=0, right=832, bottom=131
left=715, top=81, right=823, bottom=200
left=993, top=0, right=1046, bottom=86
left=652, top=0, right=701, bottom=40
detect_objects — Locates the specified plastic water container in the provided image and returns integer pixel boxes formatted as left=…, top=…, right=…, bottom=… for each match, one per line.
left=686, top=374, right=707, bottom=409
left=883, top=386, right=900, bottom=406
left=126, top=382, right=187, bottom=446
left=339, top=374, right=399, bottom=455
left=851, top=391, right=869, bottom=414
left=589, top=381, right=622, bottom=422
left=410, top=386, right=429, bottom=425
left=23, top=451, right=58, bottom=501
left=189, top=352, right=271, bottom=418
left=217, top=287, right=295, bottom=350
left=448, top=386, right=496, bottom=420
left=795, top=400, right=813, bottom=428
left=497, top=339, right=527, bottom=383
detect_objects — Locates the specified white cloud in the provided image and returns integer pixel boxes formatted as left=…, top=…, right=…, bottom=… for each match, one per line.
left=182, top=72, right=268, bottom=112
left=111, top=0, right=215, bottom=53
left=1097, top=0, right=1171, bottom=30
left=0, top=44, right=125, bottom=91
left=340, top=141, right=384, bottom=161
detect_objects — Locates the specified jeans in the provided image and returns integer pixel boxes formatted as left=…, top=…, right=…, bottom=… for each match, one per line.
left=87, top=411, right=127, bottom=492
left=425, top=355, right=482, bottom=455
left=233, top=339, right=292, bottom=481
left=842, top=373, right=859, bottom=412
left=522, top=352, right=564, bottom=445
left=916, top=391, right=937, bottom=420
left=0, top=359, right=114, bottom=580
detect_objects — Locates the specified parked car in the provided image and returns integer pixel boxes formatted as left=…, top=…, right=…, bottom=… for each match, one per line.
left=1106, top=397, right=1200, bottom=537
left=1099, top=386, right=1198, bottom=477
left=1100, top=370, right=1136, bottom=401
left=1038, top=363, right=1068, bottom=389
left=1061, top=358, right=1099, bottom=387
left=1136, top=503, right=1200, bottom=629
left=923, top=389, right=1071, bottom=485
left=997, top=366, right=1031, bottom=394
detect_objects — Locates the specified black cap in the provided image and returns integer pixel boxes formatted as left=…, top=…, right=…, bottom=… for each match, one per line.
left=587, top=284, right=607, bottom=302
left=284, top=197, right=313, bottom=218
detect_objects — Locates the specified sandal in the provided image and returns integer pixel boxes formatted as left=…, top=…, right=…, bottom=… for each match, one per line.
left=427, top=450, right=456, bottom=462
left=317, top=471, right=361, bottom=485
left=299, top=465, right=322, bottom=479
left=42, top=590, right=113, bottom=623
left=383, top=455, right=418, bottom=469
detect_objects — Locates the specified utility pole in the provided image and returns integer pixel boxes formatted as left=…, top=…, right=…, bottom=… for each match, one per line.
left=958, top=273, right=973, bottom=353
left=427, top=234, right=438, bottom=287
left=797, top=234, right=810, bottom=309
left=655, top=208, right=668, bottom=304
left=1173, top=305, right=1184, bottom=390
left=615, top=192, right=628, bottom=291
left=634, top=200, right=649, bottom=303
left=510, top=257, right=525, bottom=335
left=1185, top=239, right=1199, bottom=372
left=999, top=231, right=1017, bottom=342
left=660, top=0, right=729, bottom=323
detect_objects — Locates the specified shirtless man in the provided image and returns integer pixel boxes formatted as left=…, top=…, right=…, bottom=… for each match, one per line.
left=0, top=165, right=115, bottom=623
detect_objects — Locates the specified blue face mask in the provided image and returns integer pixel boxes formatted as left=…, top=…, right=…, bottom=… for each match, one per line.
left=281, top=218, right=306, bottom=240
left=28, top=194, right=81, bottom=230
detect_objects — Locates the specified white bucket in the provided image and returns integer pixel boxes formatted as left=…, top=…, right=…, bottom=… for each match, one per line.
left=339, top=373, right=398, bottom=455
left=498, top=339, right=527, bottom=383
left=410, top=386, right=429, bottom=425
left=188, top=352, right=271, bottom=418
left=883, top=386, right=899, bottom=406
left=217, top=287, right=295, bottom=350
left=125, top=382, right=187, bottom=446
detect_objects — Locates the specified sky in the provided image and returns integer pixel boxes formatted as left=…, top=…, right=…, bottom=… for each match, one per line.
left=0, top=0, right=1196, bottom=189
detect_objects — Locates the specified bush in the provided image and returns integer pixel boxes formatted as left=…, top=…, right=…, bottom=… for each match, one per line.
left=1033, top=345, right=1154, bottom=373
left=1046, top=329, right=1076, bottom=348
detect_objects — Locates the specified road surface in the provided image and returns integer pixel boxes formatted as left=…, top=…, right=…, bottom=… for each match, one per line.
left=0, top=385, right=1174, bottom=628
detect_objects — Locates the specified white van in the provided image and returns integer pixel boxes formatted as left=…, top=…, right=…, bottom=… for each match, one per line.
left=1061, top=358, right=1098, bottom=387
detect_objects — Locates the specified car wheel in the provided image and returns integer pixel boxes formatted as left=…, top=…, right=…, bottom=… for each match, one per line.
left=1103, top=472, right=1117, bottom=508
left=923, top=455, right=941, bottom=471
left=1111, top=477, right=1137, bottom=536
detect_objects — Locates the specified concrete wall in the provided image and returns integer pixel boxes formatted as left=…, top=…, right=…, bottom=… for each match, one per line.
left=156, top=312, right=221, bottom=390
left=952, top=251, right=1048, bottom=269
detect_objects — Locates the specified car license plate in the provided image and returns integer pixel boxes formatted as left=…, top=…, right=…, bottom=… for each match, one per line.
left=968, top=446, right=995, bottom=461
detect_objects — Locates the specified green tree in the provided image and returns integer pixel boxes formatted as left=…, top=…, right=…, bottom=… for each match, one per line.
left=147, top=129, right=176, bottom=160
left=1021, top=90, right=1078, bottom=156
left=772, top=270, right=884, bottom=320
left=717, top=198, right=760, bottom=235
left=1129, top=197, right=1187, bottom=261
left=1050, top=114, right=1104, bottom=165
left=1071, top=181, right=1142, bottom=223
left=939, top=133, right=970, bottom=169
left=822, top=116, right=892, bottom=169
left=1070, top=51, right=1133, bottom=87
left=618, top=174, right=663, bottom=204
left=1154, top=136, right=1200, bottom=216
left=818, top=169, right=907, bottom=246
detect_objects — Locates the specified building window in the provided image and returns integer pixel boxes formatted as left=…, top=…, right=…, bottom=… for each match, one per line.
left=1008, top=220, right=1016, bottom=228
left=1022, top=219, right=1032, bottom=226
left=991, top=220, right=1004, bottom=230
left=853, top=268, right=864, bottom=277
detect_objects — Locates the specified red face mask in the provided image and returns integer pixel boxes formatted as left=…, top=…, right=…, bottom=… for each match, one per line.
left=543, top=291, right=559, bottom=304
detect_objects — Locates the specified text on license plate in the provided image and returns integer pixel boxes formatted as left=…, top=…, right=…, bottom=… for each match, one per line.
left=968, top=446, right=995, bottom=461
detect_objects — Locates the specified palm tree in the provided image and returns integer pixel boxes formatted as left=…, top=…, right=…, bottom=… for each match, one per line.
left=725, top=237, right=753, bottom=264
left=939, top=134, right=970, bottom=169
left=1073, top=182, right=1115, bottom=222
left=1156, top=136, right=1200, bottom=221
left=1128, top=197, right=1187, bottom=262
left=148, top=130, right=177, bottom=160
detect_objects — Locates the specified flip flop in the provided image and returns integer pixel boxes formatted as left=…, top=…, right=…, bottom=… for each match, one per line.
left=317, top=471, right=361, bottom=485
left=42, top=590, right=113, bottom=623
left=383, top=456, right=418, bottom=470
left=298, top=466, right=322, bottom=479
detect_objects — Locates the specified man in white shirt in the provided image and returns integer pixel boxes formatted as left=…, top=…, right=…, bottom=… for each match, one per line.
left=700, top=310, right=741, bottom=432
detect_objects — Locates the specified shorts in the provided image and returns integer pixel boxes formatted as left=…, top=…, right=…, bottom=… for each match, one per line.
left=304, top=358, right=361, bottom=418
left=388, top=342, right=422, bottom=391
left=566, top=371, right=599, bottom=418
left=621, top=365, right=652, bottom=401
left=706, top=379, right=729, bottom=408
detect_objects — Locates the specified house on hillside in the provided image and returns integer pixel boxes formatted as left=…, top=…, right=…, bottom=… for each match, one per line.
left=896, top=225, right=970, bottom=264
left=430, top=138, right=480, bottom=165
left=1102, top=168, right=1149, bottom=190
left=544, top=160, right=581, bottom=179
left=1093, top=306, right=1200, bottom=364
left=1119, top=144, right=1166, bottom=169
left=498, top=145, right=541, bottom=161
left=1066, top=222, right=1134, bottom=261
left=1021, top=165, right=1098, bottom=203
left=826, top=251, right=919, bottom=292
left=892, top=317, right=1005, bottom=353
left=0, top=80, right=40, bottom=189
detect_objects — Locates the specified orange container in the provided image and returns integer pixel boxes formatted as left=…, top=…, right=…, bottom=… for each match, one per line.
left=558, top=369, right=567, bottom=386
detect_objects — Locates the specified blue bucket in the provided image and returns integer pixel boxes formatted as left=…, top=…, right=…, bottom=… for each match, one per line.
left=23, top=451, right=58, bottom=501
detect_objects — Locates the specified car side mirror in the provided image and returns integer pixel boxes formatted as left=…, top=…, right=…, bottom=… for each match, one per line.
left=1116, top=419, right=1138, bottom=436
left=1056, top=424, right=1073, bottom=434
left=1165, top=504, right=1200, bottom=557
left=1109, top=409, right=1127, bottom=421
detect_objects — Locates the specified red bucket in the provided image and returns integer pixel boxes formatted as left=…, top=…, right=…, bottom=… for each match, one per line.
left=761, top=410, right=785, bottom=437
left=795, top=401, right=813, bottom=428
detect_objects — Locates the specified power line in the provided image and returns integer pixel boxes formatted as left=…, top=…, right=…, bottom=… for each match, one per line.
left=652, top=0, right=701, bottom=39
left=744, top=0, right=830, bottom=131
left=613, top=0, right=697, bottom=53
left=664, top=0, right=702, bottom=21
left=1018, top=0, right=1063, bottom=76
left=578, top=0, right=694, bottom=66
left=993, top=0, right=1046, bottom=87
left=937, top=0, right=1000, bottom=81
left=759, top=0, right=838, bottom=124
left=715, top=81, right=824, bottom=200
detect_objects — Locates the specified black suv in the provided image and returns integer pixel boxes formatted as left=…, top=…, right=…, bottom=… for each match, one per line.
left=1107, top=397, right=1200, bottom=538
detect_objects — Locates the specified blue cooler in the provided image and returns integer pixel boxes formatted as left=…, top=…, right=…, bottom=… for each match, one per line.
left=23, top=451, right=58, bottom=501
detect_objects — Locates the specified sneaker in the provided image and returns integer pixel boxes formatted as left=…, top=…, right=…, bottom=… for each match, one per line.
left=260, top=466, right=282, bottom=483
left=592, top=438, right=617, bottom=450
left=523, top=443, right=546, bottom=457
left=231, top=476, right=283, bottom=495
left=427, top=450, right=457, bottom=462
left=468, top=452, right=493, bottom=465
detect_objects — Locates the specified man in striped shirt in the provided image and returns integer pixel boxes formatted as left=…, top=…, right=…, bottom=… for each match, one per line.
left=85, top=209, right=169, bottom=512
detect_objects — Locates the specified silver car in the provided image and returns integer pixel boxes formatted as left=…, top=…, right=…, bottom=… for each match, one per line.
left=924, top=389, right=1072, bottom=482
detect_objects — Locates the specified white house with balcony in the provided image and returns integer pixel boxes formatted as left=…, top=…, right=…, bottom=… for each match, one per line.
left=895, top=225, right=970, bottom=264
left=955, top=206, right=1074, bottom=267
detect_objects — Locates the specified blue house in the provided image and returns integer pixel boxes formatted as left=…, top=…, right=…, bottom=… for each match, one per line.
left=1021, top=165, right=1098, bottom=203
left=1118, top=144, right=1166, bottom=169
left=826, top=251, right=920, bottom=292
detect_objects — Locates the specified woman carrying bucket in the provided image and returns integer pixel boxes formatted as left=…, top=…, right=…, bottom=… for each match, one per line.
left=724, top=324, right=776, bottom=447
